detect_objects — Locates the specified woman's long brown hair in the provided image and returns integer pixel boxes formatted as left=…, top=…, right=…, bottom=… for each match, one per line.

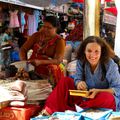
left=76, top=36, right=115, bottom=64
left=76, top=36, right=115, bottom=81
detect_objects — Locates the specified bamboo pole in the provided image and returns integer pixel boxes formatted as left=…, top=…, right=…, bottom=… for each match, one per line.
left=95, top=0, right=100, bottom=37
left=83, top=0, right=100, bottom=39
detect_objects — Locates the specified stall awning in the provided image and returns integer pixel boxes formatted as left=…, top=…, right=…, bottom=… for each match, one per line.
left=19, top=0, right=70, bottom=7
left=0, top=0, right=44, bottom=10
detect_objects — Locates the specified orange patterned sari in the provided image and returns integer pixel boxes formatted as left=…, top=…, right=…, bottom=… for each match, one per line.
left=30, top=35, right=64, bottom=86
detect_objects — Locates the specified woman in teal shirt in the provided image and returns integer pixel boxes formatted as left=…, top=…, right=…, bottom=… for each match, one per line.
left=0, top=26, right=12, bottom=69
left=41, top=36, right=120, bottom=115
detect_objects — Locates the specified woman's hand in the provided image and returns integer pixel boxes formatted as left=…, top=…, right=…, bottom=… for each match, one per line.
left=87, top=88, right=99, bottom=99
left=77, top=81, right=88, bottom=90
left=28, top=59, right=41, bottom=66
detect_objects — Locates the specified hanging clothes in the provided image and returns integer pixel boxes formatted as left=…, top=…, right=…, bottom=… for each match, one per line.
left=20, top=11, right=26, bottom=33
left=23, top=13, right=28, bottom=36
left=9, top=10, right=20, bottom=28
left=28, top=14, right=36, bottom=35
left=33, top=10, right=41, bottom=31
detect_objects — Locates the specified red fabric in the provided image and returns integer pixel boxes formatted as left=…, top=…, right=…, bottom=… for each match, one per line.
left=66, top=23, right=83, bottom=41
left=105, top=0, right=112, bottom=2
left=73, top=0, right=84, bottom=3
left=48, top=64, right=64, bottom=84
left=72, top=0, right=101, bottom=3
left=30, top=35, right=59, bottom=76
left=30, top=35, right=64, bottom=83
left=79, top=92, right=116, bottom=111
left=44, top=77, right=116, bottom=114
left=30, top=48, right=50, bottom=76
left=104, top=7, right=117, bottom=16
left=72, top=0, right=117, bottom=18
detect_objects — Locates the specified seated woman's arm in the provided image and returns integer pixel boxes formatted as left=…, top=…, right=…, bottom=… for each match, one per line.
left=29, top=38, right=65, bottom=66
left=19, top=32, right=39, bottom=60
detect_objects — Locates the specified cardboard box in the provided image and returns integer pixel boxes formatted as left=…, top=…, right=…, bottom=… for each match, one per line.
left=0, top=101, right=10, bottom=109
left=31, top=111, right=81, bottom=120
left=107, top=111, right=120, bottom=120
left=51, top=112, right=81, bottom=120
left=31, top=116, right=49, bottom=120
left=0, top=104, right=41, bottom=120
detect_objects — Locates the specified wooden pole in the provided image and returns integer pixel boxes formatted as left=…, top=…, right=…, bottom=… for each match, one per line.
left=83, top=0, right=100, bottom=39
left=95, top=0, right=100, bottom=37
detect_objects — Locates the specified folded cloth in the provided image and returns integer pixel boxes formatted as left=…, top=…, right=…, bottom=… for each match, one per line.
left=0, top=86, right=11, bottom=101
left=10, top=101, right=26, bottom=107
left=9, top=90, right=26, bottom=101
left=22, top=87, right=28, bottom=97
left=10, top=80, right=26, bottom=92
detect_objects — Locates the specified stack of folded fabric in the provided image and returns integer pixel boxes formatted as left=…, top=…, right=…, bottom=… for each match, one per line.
left=1, top=79, right=52, bottom=105
left=25, top=80, right=52, bottom=101
left=0, top=80, right=27, bottom=108
left=9, top=80, right=27, bottom=107
left=0, top=86, right=11, bottom=109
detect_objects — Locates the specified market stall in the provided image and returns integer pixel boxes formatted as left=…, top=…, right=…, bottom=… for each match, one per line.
left=0, top=0, right=120, bottom=120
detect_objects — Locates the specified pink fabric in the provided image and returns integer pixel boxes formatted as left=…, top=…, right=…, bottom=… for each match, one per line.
left=44, top=77, right=116, bottom=114
left=9, top=10, right=20, bottom=28
left=28, top=15, right=36, bottom=35
left=11, top=80, right=26, bottom=92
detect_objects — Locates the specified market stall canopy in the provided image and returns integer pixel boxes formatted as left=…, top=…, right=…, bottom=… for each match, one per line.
left=48, top=4, right=70, bottom=14
left=1, top=0, right=115, bottom=9
left=48, top=2, right=83, bottom=15
left=0, top=0, right=44, bottom=10
left=19, top=0, right=71, bottom=7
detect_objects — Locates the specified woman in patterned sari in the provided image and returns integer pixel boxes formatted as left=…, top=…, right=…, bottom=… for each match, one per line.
left=20, top=16, right=65, bottom=86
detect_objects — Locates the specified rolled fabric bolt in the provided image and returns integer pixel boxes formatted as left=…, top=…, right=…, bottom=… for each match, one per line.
left=10, top=101, right=26, bottom=107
